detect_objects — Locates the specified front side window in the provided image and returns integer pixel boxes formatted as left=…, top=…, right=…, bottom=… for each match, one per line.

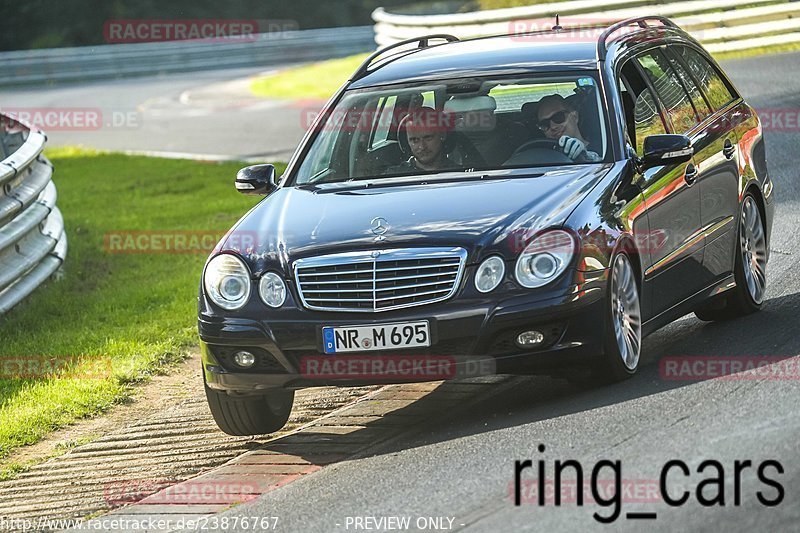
left=618, top=59, right=668, bottom=155
left=292, top=74, right=608, bottom=185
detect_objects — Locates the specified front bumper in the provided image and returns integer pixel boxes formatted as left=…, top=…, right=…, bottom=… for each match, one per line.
left=199, top=269, right=608, bottom=393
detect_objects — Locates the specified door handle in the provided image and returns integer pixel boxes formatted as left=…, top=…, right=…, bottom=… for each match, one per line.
left=684, top=163, right=698, bottom=186
left=723, top=138, right=736, bottom=160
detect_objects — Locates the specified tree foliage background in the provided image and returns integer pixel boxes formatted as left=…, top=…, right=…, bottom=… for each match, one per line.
left=1, top=0, right=441, bottom=51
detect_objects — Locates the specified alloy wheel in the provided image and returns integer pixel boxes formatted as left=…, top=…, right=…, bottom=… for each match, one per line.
left=740, top=196, right=767, bottom=305
left=610, top=254, right=642, bottom=371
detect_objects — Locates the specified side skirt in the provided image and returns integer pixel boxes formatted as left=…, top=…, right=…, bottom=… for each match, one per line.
left=642, top=274, right=736, bottom=336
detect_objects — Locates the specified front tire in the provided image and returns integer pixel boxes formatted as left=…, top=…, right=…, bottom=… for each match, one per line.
left=205, top=380, right=294, bottom=436
left=695, top=193, right=766, bottom=321
left=566, top=251, right=642, bottom=387
left=600, top=252, right=643, bottom=381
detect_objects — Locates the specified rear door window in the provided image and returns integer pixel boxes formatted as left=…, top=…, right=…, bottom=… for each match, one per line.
left=665, top=53, right=712, bottom=121
left=636, top=50, right=699, bottom=134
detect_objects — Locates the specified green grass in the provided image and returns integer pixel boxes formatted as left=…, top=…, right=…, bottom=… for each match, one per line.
left=712, top=41, right=800, bottom=61
left=0, top=148, right=282, bottom=466
left=250, top=53, right=369, bottom=100
left=477, top=0, right=554, bottom=7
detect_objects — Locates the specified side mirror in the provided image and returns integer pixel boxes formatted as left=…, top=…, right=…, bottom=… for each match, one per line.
left=235, top=164, right=278, bottom=196
left=641, top=134, right=694, bottom=171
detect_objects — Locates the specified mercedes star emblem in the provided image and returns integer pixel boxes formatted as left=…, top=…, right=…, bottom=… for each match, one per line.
left=371, top=217, right=389, bottom=236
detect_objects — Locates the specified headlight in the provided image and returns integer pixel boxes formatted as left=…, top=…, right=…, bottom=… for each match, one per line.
left=515, top=230, right=575, bottom=288
left=259, top=272, right=287, bottom=308
left=204, top=254, right=252, bottom=310
left=475, top=256, right=505, bottom=293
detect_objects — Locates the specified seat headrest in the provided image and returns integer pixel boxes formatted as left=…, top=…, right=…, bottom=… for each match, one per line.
left=443, top=95, right=497, bottom=114
left=521, top=102, right=538, bottom=120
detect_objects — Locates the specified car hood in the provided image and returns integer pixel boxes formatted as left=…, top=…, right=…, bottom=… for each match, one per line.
left=219, top=165, right=611, bottom=275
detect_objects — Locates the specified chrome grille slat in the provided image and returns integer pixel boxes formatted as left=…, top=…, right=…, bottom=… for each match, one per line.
left=375, top=279, right=454, bottom=292
left=375, top=288, right=451, bottom=302
left=294, top=247, right=467, bottom=312
left=297, top=279, right=373, bottom=286
left=302, top=297, right=374, bottom=303
left=374, top=271, right=458, bottom=282
left=302, top=289, right=374, bottom=294
left=298, top=268, right=374, bottom=277
left=374, top=262, right=461, bottom=272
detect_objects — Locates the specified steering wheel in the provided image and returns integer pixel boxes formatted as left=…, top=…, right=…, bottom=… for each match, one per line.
left=509, top=138, right=560, bottom=158
left=504, top=138, right=573, bottom=166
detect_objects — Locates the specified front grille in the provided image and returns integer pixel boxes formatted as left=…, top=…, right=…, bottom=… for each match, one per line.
left=294, top=247, right=467, bottom=312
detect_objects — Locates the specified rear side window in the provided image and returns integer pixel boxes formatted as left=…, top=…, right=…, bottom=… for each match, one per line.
left=674, top=46, right=737, bottom=111
left=665, top=53, right=712, bottom=121
left=636, top=49, right=699, bottom=134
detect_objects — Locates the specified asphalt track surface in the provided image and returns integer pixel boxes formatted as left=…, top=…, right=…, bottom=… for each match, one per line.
left=181, top=53, right=800, bottom=532
left=0, top=66, right=310, bottom=162
left=4, top=52, right=799, bottom=532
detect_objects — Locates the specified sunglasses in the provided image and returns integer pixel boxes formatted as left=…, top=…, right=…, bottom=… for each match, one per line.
left=537, top=110, right=568, bottom=131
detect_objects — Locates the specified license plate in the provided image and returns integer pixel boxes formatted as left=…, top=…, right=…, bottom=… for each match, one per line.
left=322, top=321, right=430, bottom=354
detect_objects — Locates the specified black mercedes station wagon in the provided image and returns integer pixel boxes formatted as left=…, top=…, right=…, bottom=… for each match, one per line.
left=199, top=17, right=774, bottom=435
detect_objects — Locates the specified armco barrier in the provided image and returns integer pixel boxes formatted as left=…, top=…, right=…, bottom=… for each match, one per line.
left=372, top=0, right=800, bottom=54
left=0, top=26, right=375, bottom=87
left=0, top=115, right=66, bottom=315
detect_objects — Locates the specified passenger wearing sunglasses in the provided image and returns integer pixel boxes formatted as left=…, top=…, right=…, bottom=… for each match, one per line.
left=535, top=94, right=601, bottom=162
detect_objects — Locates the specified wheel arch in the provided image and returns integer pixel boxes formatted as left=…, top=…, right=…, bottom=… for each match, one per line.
left=613, top=233, right=643, bottom=290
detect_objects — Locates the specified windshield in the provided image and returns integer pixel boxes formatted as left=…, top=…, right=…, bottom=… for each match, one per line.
left=292, top=73, right=608, bottom=185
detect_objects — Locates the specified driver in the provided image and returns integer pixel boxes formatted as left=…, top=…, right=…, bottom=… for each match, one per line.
left=388, top=107, right=457, bottom=173
left=535, top=94, right=601, bottom=162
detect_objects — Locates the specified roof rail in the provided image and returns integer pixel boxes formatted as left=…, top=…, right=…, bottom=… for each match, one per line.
left=349, top=34, right=460, bottom=82
left=597, top=16, right=678, bottom=60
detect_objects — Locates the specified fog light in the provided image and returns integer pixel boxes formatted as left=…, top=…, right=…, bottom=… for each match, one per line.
left=233, top=350, right=256, bottom=368
left=516, top=330, right=544, bottom=348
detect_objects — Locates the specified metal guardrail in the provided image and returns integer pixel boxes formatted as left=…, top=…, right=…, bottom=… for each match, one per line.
left=0, top=116, right=66, bottom=315
left=0, top=26, right=375, bottom=87
left=372, top=0, right=800, bottom=53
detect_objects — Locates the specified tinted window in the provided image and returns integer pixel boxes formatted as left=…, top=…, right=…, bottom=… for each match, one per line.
left=633, top=88, right=668, bottom=155
left=674, top=46, right=737, bottom=111
left=636, top=50, right=699, bottom=134
left=370, top=96, right=398, bottom=149
left=666, top=53, right=712, bottom=121
left=293, top=74, right=609, bottom=185
left=618, top=59, right=668, bottom=154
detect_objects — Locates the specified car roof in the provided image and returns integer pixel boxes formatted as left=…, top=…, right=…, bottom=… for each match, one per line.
left=348, top=36, right=600, bottom=89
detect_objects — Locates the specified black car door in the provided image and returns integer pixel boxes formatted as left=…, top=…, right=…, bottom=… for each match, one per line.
left=619, top=51, right=706, bottom=318
left=668, top=45, right=742, bottom=287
